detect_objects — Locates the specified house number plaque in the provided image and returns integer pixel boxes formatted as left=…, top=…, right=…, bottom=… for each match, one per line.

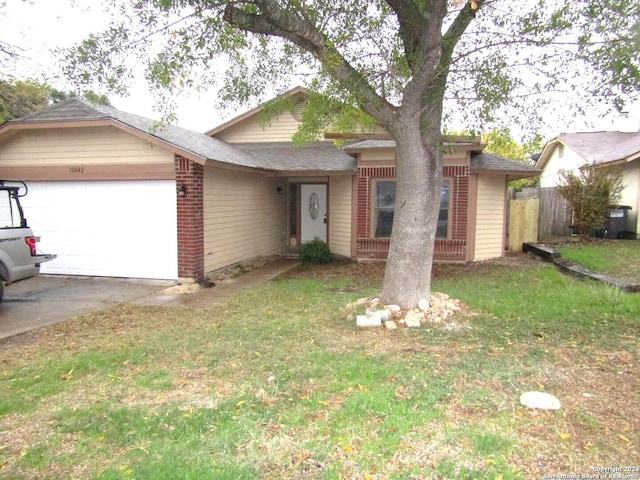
left=309, top=192, right=319, bottom=219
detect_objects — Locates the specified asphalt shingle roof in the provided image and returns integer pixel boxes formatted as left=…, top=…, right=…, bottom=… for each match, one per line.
left=470, top=152, right=541, bottom=175
left=344, top=140, right=540, bottom=177
left=9, top=99, right=263, bottom=170
left=234, top=142, right=356, bottom=172
left=5, top=99, right=539, bottom=178
left=558, top=131, right=640, bottom=164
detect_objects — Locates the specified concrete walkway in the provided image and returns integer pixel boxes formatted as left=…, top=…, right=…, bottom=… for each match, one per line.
left=134, top=257, right=301, bottom=308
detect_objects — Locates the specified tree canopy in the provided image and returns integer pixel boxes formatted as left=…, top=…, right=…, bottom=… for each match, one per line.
left=63, top=0, right=640, bottom=135
left=0, top=78, right=111, bottom=124
left=0, top=79, right=51, bottom=123
left=481, top=128, right=542, bottom=190
left=61, top=0, right=640, bottom=307
left=482, top=129, right=542, bottom=164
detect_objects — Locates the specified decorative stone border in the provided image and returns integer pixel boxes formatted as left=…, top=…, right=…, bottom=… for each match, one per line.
left=523, top=242, right=640, bottom=293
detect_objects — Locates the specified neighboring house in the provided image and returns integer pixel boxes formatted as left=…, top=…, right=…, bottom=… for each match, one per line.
left=0, top=87, right=540, bottom=281
left=537, top=130, right=640, bottom=237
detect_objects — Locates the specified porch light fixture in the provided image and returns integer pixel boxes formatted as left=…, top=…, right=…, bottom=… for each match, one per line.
left=276, top=186, right=283, bottom=195
left=178, top=184, right=187, bottom=196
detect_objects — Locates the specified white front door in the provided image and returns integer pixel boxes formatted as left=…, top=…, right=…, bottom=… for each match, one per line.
left=301, top=184, right=327, bottom=243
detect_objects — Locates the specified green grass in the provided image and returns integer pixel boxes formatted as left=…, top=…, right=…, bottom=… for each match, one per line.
left=0, top=257, right=638, bottom=479
left=558, top=239, right=640, bottom=282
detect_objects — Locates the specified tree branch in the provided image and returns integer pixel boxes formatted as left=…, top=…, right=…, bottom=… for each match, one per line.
left=385, top=0, right=422, bottom=69
left=442, top=0, right=485, bottom=65
left=417, top=0, right=484, bottom=112
left=223, top=1, right=396, bottom=124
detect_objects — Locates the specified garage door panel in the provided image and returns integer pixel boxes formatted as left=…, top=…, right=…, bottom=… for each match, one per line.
left=21, top=181, right=178, bottom=279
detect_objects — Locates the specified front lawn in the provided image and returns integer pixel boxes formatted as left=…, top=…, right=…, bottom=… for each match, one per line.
left=557, top=239, right=640, bottom=283
left=0, top=256, right=638, bottom=479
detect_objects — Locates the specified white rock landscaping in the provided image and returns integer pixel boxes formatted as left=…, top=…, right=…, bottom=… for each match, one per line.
left=343, top=292, right=466, bottom=329
left=519, top=391, right=562, bottom=410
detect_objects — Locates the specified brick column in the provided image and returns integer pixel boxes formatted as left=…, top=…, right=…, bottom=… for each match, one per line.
left=175, top=155, right=204, bottom=280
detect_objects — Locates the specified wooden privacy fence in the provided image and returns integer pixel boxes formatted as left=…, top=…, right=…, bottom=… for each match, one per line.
left=507, top=187, right=570, bottom=251
left=538, top=188, right=570, bottom=237
left=508, top=197, right=539, bottom=252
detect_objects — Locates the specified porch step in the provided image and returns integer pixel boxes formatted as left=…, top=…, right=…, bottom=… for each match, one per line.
left=279, top=247, right=301, bottom=259
left=279, top=253, right=301, bottom=259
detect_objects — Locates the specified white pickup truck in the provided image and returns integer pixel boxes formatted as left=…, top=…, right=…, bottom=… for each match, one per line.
left=0, top=181, right=55, bottom=302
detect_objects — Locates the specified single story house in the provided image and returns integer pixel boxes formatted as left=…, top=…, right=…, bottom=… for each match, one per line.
left=0, top=87, right=540, bottom=281
left=536, top=130, right=640, bottom=237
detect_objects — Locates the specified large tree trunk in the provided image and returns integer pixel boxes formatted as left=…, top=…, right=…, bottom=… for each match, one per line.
left=381, top=92, right=443, bottom=308
left=222, top=0, right=450, bottom=308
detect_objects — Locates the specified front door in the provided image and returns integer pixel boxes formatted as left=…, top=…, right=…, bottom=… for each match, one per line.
left=300, top=184, right=327, bottom=243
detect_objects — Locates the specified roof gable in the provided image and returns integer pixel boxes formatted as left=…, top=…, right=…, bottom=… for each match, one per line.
left=205, top=86, right=310, bottom=138
left=1, top=99, right=266, bottom=170
left=560, top=131, right=640, bottom=164
left=537, top=130, right=640, bottom=170
left=13, top=98, right=107, bottom=122
left=0, top=97, right=355, bottom=174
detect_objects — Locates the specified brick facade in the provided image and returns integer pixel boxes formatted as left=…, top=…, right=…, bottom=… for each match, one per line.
left=356, top=164, right=469, bottom=261
left=175, top=155, right=204, bottom=279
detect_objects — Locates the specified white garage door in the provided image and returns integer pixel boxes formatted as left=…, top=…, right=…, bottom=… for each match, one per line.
left=21, top=181, right=178, bottom=279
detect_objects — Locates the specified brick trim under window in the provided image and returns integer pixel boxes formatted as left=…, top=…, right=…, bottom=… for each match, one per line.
left=356, top=164, right=469, bottom=261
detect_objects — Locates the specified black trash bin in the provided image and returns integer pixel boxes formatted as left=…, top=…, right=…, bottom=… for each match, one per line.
left=605, top=205, right=632, bottom=239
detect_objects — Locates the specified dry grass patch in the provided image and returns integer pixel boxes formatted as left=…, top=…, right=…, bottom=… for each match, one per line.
left=0, top=256, right=638, bottom=479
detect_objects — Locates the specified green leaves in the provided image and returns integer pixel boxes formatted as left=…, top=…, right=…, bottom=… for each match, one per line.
left=0, top=78, right=51, bottom=122
left=558, top=165, right=625, bottom=238
left=56, top=0, right=640, bottom=138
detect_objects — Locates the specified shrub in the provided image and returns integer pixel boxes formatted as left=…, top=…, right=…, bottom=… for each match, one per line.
left=557, top=164, right=624, bottom=238
left=300, top=237, right=332, bottom=265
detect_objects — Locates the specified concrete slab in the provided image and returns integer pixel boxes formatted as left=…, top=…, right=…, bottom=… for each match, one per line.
left=0, top=258, right=301, bottom=340
left=134, top=257, right=301, bottom=308
left=0, top=275, right=174, bottom=339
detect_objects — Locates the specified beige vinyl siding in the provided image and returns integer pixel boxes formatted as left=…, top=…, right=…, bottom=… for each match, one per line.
left=443, top=154, right=467, bottom=165
left=329, top=175, right=352, bottom=257
left=358, top=149, right=395, bottom=162
left=474, top=174, right=506, bottom=260
left=0, top=127, right=174, bottom=166
left=539, top=144, right=585, bottom=188
left=357, top=150, right=466, bottom=164
left=203, top=167, right=287, bottom=273
left=214, top=110, right=301, bottom=143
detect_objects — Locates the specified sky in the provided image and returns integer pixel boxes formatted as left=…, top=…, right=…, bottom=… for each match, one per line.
left=1, top=0, right=639, bottom=137
left=1, top=0, right=228, bottom=132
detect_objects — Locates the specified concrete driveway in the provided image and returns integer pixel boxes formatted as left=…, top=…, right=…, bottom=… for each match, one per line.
left=0, top=275, right=174, bottom=340
left=0, top=258, right=300, bottom=341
